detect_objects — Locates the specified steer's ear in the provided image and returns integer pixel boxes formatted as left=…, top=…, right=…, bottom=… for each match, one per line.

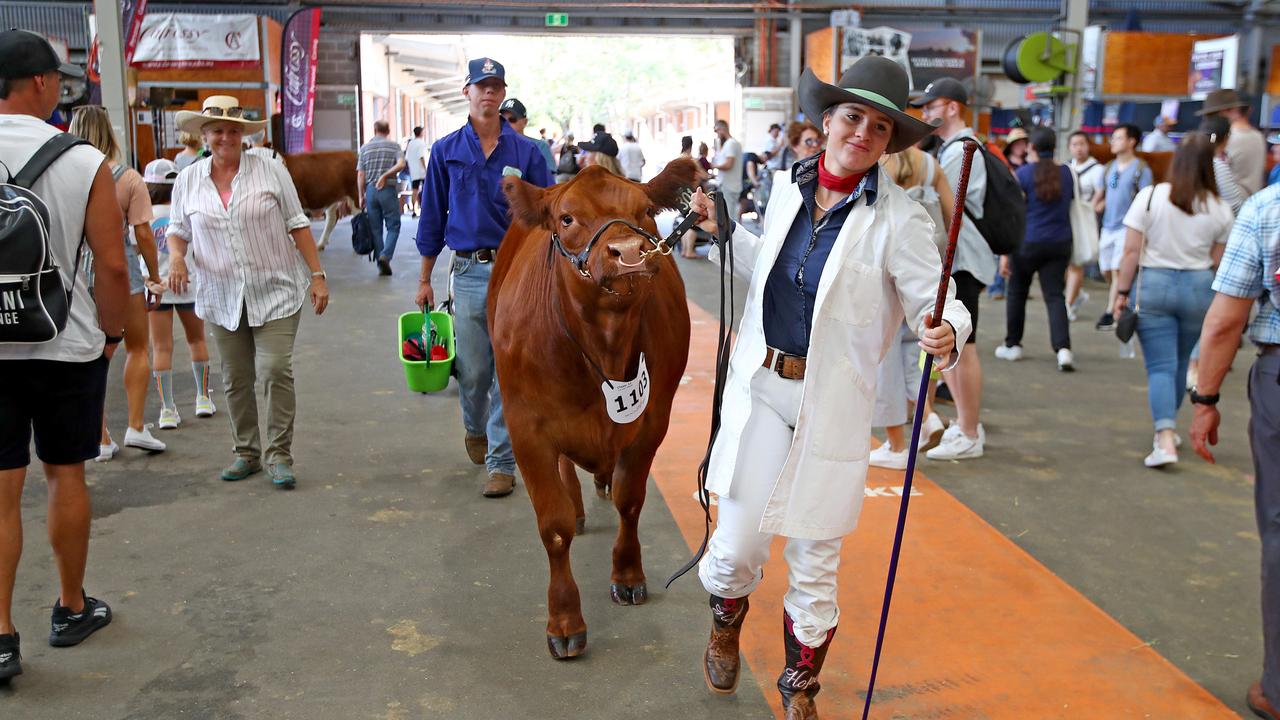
left=502, top=176, right=551, bottom=228
left=644, top=156, right=701, bottom=211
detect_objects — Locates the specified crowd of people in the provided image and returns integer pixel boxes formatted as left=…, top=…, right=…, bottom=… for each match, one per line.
left=1, top=30, right=1277, bottom=720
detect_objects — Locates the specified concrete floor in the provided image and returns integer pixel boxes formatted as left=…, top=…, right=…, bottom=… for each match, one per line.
left=2, top=215, right=1264, bottom=719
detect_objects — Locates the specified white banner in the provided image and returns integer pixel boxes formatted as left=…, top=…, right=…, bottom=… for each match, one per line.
left=132, top=13, right=260, bottom=69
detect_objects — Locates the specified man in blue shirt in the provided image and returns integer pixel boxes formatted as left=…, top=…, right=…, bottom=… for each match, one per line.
left=415, top=57, right=552, bottom=498
left=1190, top=185, right=1280, bottom=720
left=1093, top=123, right=1153, bottom=330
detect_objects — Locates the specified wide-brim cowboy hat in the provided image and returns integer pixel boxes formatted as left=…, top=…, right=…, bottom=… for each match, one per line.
left=175, top=95, right=267, bottom=135
left=1197, top=88, right=1249, bottom=116
left=798, top=57, right=938, bottom=154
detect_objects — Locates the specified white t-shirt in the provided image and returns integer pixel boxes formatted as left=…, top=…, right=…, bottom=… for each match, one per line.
left=0, top=114, right=107, bottom=362
left=405, top=138, right=427, bottom=180
left=714, top=137, right=743, bottom=193
left=1123, top=183, right=1234, bottom=270
left=617, top=141, right=645, bottom=180
left=152, top=205, right=196, bottom=305
left=1070, top=157, right=1105, bottom=203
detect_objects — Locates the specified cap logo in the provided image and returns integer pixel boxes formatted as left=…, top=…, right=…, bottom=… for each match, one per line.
left=482, top=58, right=495, bottom=73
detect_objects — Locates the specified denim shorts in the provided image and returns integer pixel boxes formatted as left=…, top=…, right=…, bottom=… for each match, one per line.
left=124, top=242, right=145, bottom=295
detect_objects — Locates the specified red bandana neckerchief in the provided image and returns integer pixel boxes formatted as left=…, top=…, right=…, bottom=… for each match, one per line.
left=816, top=153, right=865, bottom=194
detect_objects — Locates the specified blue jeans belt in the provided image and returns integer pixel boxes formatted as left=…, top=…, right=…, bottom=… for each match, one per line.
left=456, top=248, right=497, bottom=263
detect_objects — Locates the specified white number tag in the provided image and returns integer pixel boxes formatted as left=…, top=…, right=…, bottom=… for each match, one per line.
left=602, top=353, right=650, bottom=424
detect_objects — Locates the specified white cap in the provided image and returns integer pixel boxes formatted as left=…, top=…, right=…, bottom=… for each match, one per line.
left=143, top=158, right=179, bottom=184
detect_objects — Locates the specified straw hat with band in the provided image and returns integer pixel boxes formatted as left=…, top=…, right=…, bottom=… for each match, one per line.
left=1198, top=89, right=1249, bottom=116
left=798, top=56, right=938, bottom=154
left=1005, top=127, right=1029, bottom=145
left=175, top=95, right=267, bottom=135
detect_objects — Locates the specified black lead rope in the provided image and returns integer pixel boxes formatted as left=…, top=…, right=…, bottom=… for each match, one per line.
left=665, top=191, right=734, bottom=588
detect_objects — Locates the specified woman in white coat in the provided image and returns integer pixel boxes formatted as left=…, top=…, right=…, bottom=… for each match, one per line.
left=687, top=57, right=972, bottom=720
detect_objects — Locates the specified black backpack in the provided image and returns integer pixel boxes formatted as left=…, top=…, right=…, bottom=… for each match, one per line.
left=944, top=138, right=1026, bottom=255
left=0, top=134, right=91, bottom=344
left=350, top=211, right=376, bottom=259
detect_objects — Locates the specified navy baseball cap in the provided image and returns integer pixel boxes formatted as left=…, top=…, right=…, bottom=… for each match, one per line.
left=465, top=57, right=506, bottom=86
left=499, top=98, right=527, bottom=120
left=909, top=77, right=968, bottom=107
left=0, top=29, right=83, bottom=79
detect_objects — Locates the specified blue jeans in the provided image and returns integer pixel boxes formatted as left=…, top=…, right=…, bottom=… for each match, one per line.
left=451, top=255, right=514, bottom=475
left=1134, top=268, right=1215, bottom=431
left=1249, top=353, right=1280, bottom=704
left=365, top=182, right=401, bottom=261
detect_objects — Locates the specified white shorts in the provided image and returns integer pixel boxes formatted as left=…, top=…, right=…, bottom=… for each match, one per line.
left=1095, top=225, right=1126, bottom=270
left=1098, top=226, right=1127, bottom=272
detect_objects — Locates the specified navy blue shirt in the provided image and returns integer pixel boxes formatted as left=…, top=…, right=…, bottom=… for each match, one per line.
left=763, top=159, right=879, bottom=356
left=416, top=118, right=553, bottom=257
left=1016, top=162, right=1075, bottom=246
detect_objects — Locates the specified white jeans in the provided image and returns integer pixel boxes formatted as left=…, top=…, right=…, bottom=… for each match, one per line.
left=699, top=367, right=842, bottom=647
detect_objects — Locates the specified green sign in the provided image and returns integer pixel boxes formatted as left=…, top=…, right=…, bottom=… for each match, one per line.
left=337, top=93, right=356, bottom=107
left=545, top=13, right=569, bottom=27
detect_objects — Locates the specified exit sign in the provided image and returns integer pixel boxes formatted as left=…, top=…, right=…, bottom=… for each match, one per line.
left=545, top=13, right=569, bottom=27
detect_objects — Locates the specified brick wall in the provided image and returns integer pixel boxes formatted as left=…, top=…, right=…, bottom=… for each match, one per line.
left=314, top=28, right=360, bottom=150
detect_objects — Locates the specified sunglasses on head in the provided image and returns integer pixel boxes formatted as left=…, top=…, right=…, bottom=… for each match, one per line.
left=201, top=106, right=245, bottom=119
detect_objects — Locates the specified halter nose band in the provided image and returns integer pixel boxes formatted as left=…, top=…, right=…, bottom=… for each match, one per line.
left=551, top=218, right=665, bottom=279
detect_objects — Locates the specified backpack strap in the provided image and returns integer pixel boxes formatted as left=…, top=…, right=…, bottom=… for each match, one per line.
left=12, top=134, right=90, bottom=190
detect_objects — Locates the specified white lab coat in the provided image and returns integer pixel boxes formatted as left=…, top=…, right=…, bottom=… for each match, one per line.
left=705, top=164, right=973, bottom=540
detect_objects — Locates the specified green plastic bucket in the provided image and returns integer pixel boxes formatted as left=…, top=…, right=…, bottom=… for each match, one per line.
left=398, top=310, right=455, bottom=393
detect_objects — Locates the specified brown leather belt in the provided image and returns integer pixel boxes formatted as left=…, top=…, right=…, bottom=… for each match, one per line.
left=1260, top=344, right=1280, bottom=358
left=456, top=248, right=497, bottom=263
left=763, top=347, right=806, bottom=380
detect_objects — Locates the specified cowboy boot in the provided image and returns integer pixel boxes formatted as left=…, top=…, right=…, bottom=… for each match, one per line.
left=703, top=594, right=749, bottom=694
left=777, top=612, right=836, bottom=720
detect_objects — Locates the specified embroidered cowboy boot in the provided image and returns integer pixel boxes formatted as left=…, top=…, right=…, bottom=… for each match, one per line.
left=703, top=594, right=749, bottom=694
left=778, top=612, right=836, bottom=720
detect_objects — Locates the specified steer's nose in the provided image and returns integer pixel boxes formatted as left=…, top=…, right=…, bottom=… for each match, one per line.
left=606, top=237, right=652, bottom=275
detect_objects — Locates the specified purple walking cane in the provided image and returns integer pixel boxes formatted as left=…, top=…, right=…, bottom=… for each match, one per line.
left=860, top=139, right=979, bottom=719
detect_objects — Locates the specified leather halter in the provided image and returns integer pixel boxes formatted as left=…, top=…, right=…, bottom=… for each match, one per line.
left=549, top=212, right=703, bottom=280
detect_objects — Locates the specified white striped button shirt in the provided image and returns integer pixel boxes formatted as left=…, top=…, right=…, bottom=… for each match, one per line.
left=168, top=154, right=312, bottom=331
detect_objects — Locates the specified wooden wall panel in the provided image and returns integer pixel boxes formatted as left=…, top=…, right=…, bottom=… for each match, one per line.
left=1101, top=32, right=1221, bottom=96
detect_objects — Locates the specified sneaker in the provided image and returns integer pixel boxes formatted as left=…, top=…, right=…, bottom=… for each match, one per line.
left=195, top=395, right=216, bottom=418
left=1066, top=305, right=1079, bottom=323
left=994, top=344, right=1023, bottom=361
left=917, top=412, right=947, bottom=453
left=0, top=632, right=20, bottom=681
left=869, top=443, right=909, bottom=470
left=123, top=424, right=166, bottom=452
left=927, top=424, right=985, bottom=461
left=1057, top=348, right=1075, bottom=372
left=1144, top=446, right=1178, bottom=468
left=1070, top=290, right=1090, bottom=314
left=221, top=457, right=263, bottom=482
left=94, top=441, right=119, bottom=463
left=157, top=406, right=181, bottom=429
left=1095, top=312, right=1115, bottom=331
left=49, top=593, right=111, bottom=647
left=377, top=257, right=393, bottom=276
left=268, top=462, right=296, bottom=489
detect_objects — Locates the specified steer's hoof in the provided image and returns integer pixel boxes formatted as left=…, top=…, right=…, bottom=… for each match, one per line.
left=547, top=631, right=588, bottom=660
left=575, top=516, right=586, bottom=536
left=610, top=582, right=648, bottom=606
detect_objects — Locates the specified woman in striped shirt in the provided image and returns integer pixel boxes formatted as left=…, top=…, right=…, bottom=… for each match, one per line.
left=166, top=96, right=329, bottom=489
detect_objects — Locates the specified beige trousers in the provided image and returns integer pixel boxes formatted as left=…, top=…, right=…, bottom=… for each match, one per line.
left=209, top=306, right=302, bottom=466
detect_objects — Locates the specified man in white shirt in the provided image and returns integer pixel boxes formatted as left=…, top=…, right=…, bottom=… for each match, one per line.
left=405, top=126, right=427, bottom=218
left=617, top=131, right=646, bottom=181
left=1141, top=116, right=1177, bottom=153
left=1200, top=88, right=1268, bottom=198
left=913, top=77, right=991, bottom=460
left=0, top=29, right=131, bottom=680
left=712, top=120, right=743, bottom=222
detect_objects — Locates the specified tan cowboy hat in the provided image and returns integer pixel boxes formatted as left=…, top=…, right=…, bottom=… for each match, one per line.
left=1197, top=88, right=1249, bottom=116
left=175, top=95, right=267, bottom=135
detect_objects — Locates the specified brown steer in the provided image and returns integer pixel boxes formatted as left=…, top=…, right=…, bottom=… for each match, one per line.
left=281, top=150, right=359, bottom=251
left=490, top=158, right=699, bottom=659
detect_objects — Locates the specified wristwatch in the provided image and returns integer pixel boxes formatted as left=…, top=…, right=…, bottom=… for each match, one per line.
left=1188, top=386, right=1220, bottom=406
left=311, top=270, right=327, bottom=280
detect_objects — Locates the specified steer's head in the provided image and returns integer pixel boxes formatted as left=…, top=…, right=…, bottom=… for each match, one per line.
left=503, top=157, right=700, bottom=297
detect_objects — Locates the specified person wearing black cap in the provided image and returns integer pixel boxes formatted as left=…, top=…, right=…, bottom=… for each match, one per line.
left=912, top=76, right=992, bottom=462
left=499, top=97, right=555, bottom=174
left=415, top=57, right=552, bottom=498
left=578, top=130, right=624, bottom=177
left=0, top=29, right=130, bottom=681
left=685, top=56, right=970, bottom=719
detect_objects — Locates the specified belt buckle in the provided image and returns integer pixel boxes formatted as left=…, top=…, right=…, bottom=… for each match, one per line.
left=478, top=249, right=495, bottom=263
